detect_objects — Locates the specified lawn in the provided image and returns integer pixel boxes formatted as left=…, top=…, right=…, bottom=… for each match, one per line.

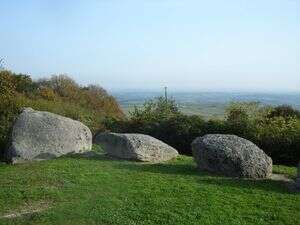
left=0, top=146, right=299, bottom=225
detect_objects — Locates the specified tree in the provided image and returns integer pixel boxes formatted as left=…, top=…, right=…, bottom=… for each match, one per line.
left=14, top=74, right=37, bottom=94
left=268, top=105, right=300, bottom=119
left=224, top=102, right=261, bottom=138
left=38, top=74, right=79, bottom=98
left=0, top=58, right=5, bottom=71
left=39, top=86, right=56, bottom=100
left=0, top=71, right=19, bottom=157
left=0, top=70, right=16, bottom=98
left=130, top=96, right=180, bottom=122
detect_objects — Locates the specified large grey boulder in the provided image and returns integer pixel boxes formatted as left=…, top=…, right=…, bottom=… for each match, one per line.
left=94, top=132, right=178, bottom=162
left=6, top=108, right=92, bottom=163
left=191, top=134, right=272, bottom=178
left=296, top=163, right=300, bottom=189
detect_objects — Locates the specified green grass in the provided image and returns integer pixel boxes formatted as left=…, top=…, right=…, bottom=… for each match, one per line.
left=0, top=148, right=299, bottom=225
left=273, top=165, right=298, bottom=179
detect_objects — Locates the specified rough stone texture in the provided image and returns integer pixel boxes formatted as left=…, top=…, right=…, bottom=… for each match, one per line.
left=296, top=163, right=300, bottom=189
left=6, top=108, right=92, bottom=163
left=94, top=132, right=178, bottom=162
left=191, top=134, right=272, bottom=178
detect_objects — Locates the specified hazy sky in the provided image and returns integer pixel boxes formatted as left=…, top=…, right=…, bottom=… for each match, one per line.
left=1, top=0, right=299, bottom=92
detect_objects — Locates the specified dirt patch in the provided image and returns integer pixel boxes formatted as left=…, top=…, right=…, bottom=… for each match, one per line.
left=1, top=201, right=52, bottom=219
left=270, top=173, right=293, bottom=182
left=270, top=173, right=298, bottom=192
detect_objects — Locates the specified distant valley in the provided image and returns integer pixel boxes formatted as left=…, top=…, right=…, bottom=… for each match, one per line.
left=112, top=91, right=300, bottom=119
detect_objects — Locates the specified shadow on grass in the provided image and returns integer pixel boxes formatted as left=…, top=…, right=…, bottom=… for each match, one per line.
left=199, top=176, right=298, bottom=194
left=65, top=152, right=297, bottom=195
left=115, top=161, right=297, bottom=194
left=116, top=161, right=200, bottom=176
left=62, top=151, right=121, bottom=162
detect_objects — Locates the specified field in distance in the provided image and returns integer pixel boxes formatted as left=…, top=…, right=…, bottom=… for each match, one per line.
left=112, top=91, right=300, bottom=119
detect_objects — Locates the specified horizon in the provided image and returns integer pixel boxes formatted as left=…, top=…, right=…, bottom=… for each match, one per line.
left=108, top=87, right=300, bottom=94
left=1, top=1, right=299, bottom=92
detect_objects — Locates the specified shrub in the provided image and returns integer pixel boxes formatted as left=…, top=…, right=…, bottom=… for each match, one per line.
left=38, top=75, right=124, bottom=120
left=37, top=74, right=79, bottom=99
left=106, top=98, right=300, bottom=165
left=0, top=71, right=19, bottom=157
left=268, top=105, right=300, bottom=119
left=224, top=102, right=261, bottom=140
left=129, top=96, right=180, bottom=121
left=105, top=97, right=206, bottom=155
left=39, top=86, right=56, bottom=100
left=0, top=70, right=16, bottom=97
left=255, top=116, right=300, bottom=165
left=13, top=74, right=38, bottom=94
left=0, top=71, right=124, bottom=158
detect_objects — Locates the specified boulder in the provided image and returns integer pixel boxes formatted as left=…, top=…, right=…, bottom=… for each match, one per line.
left=296, top=163, right=300, bottom=189
left=94, top=132, right=178, bottom=162
left=191, top=134, right=272, bottom=178
left=5, top=108, right=92, bottom=163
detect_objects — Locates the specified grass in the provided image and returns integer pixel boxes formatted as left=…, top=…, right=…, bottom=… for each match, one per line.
left=0, top=147, right=299, bottom=225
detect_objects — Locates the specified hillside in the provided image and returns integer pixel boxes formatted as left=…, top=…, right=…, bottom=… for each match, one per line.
left=0, top=147, right=299, bottom=225
left=0, top=71, right=124, bottom=154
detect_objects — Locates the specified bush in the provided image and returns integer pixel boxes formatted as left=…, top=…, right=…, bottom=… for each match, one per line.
left=0, top=70, right=16, bottom=97
left=255, top=116, right=300, bottom=165
left=1, top=70, right=299, bottom=165
left=106, top=98, right=300, bottom=165
left=0, top=71, right=124, bottom=157
left=221, top=102, right=299, bottom=165
left=268, top=105, right=300, bottom=119
left=0, top=71, right=19, bottom=157
left=38, top=75, right=124, bottom=120
left=105, top=114, right=207, bottom=155
left=14, top=74, right=38, bottom=94
left=129, top=96, right=180, bottom=121
left=105, top=97, right=207, bottom=155
left=39, top=86, right=56, bottom=100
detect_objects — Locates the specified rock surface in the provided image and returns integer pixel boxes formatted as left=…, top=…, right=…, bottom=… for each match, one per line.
left=94, top=132, right=178, bottom=162
left=191, top=134, right=272, bottom=178
left=6, top=108, right=92, bottom=163
left=296, top=163, right=300, bottom=189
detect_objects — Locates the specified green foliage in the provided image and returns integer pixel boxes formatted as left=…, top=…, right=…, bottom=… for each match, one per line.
left=0, top=71, right=19, bottom=157
left=224, top=102, right=300, bottom=164
left=0, top=70, right=16, bottom=97
left=38, top=86, right=56, bottom=100
left=37, top=75, right=124, bottom=121
left=107, top=98, right=300, bottom=165
left=13, top=74, right=38, bottom=94
left=272, top=164, right=298, bottom=179
left=1, top=69, right=299, bottom=165
left=225, top=104, right=253, bottom=138
left=255, top=116, right=300, bottom=165
left=37, top=74, right=79, bottom=98
left=130, top=96, right=180, bottom=121
left=268, top=104, right=300, bottom=119
left=0, top=71, right=124, bottom=156
left=105, top=97, right=206, bottom=155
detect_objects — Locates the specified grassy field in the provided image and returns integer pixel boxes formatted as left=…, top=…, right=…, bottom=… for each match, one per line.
left=0, top=147, right=299, bottom=225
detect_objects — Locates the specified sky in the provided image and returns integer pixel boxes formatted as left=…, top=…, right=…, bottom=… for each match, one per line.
left=0, top=0, right=300, bottom=92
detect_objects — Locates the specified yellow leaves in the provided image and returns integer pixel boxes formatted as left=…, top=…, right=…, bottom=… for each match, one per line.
left=0, top=70, right=16, bottom=98
left=39, top=87, right=56, bottom=101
